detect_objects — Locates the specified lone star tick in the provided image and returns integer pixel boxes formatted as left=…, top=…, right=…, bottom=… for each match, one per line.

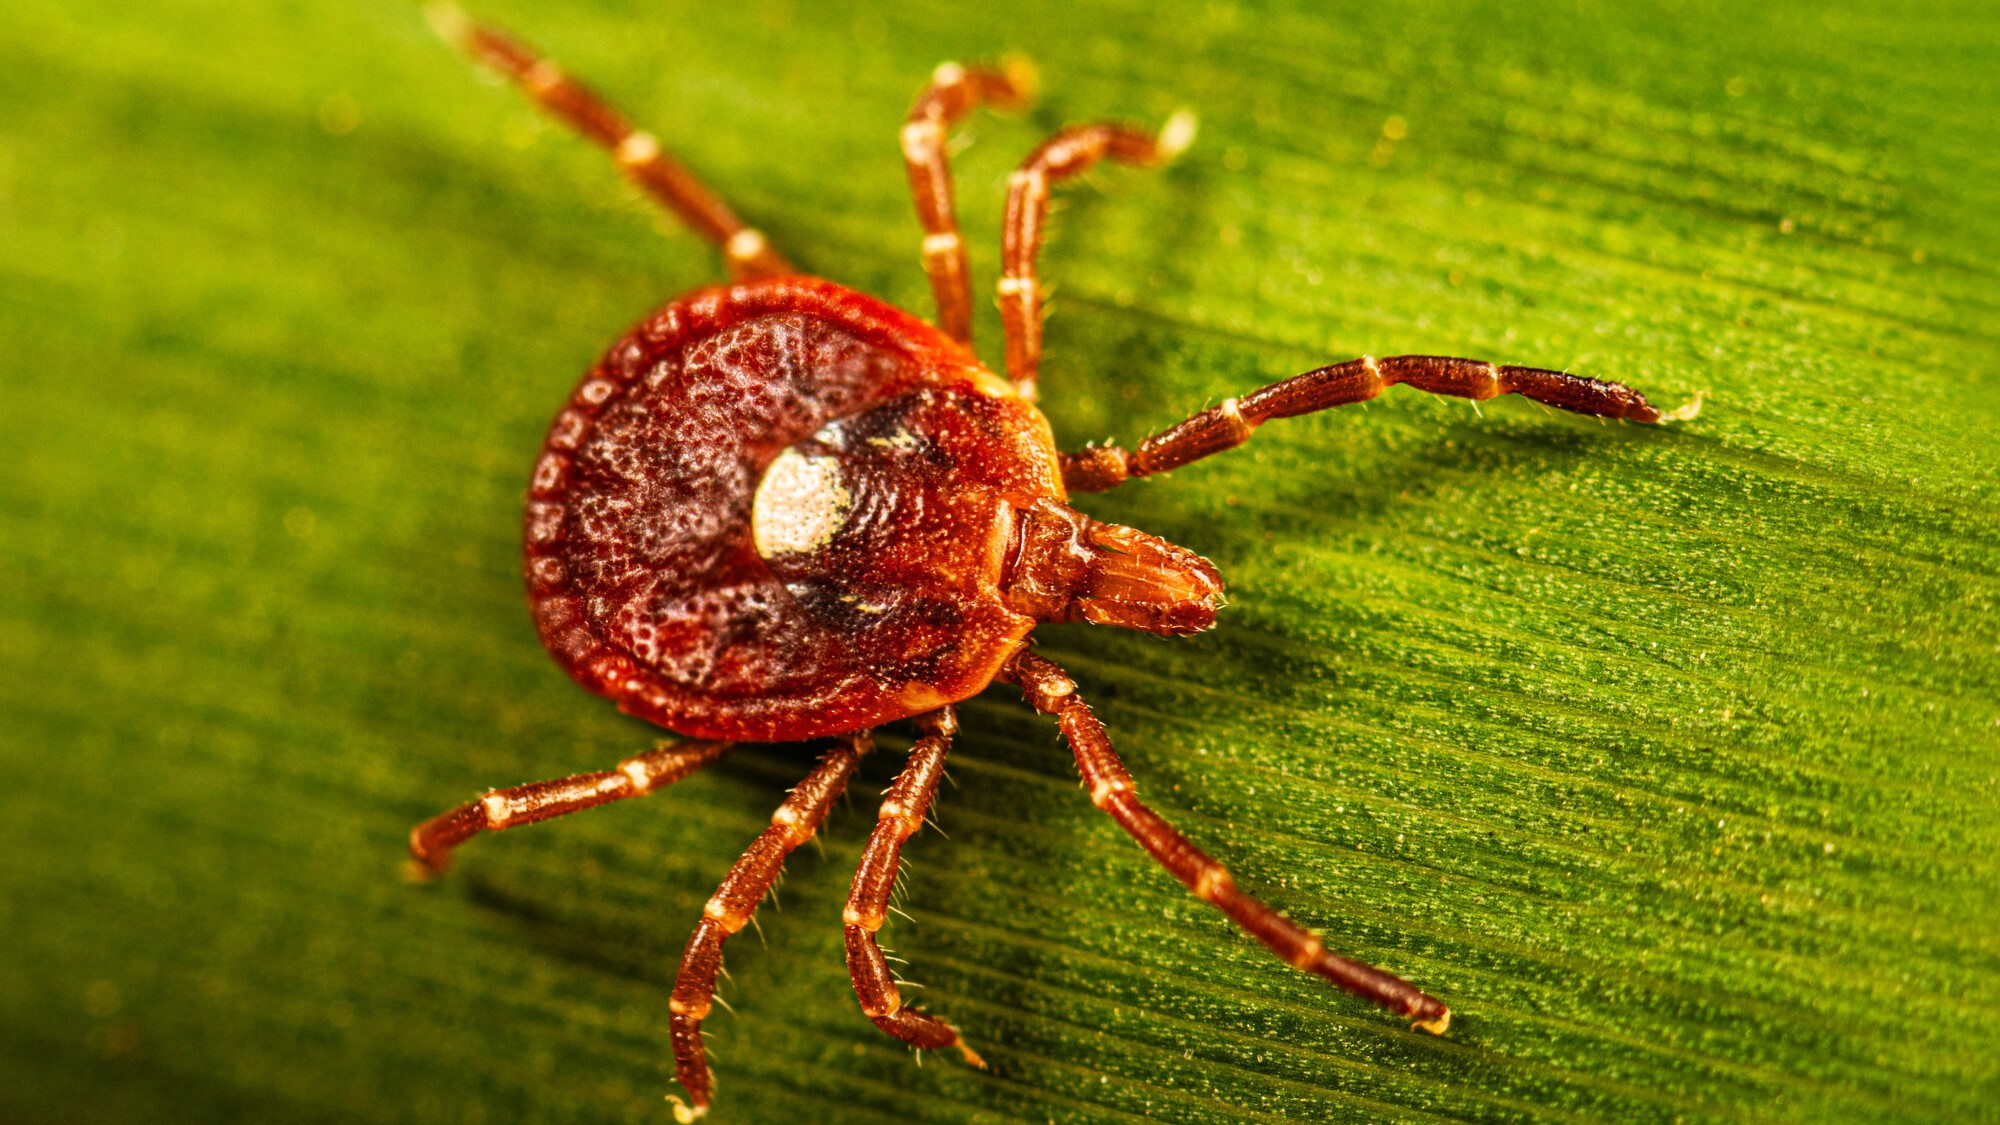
left=411, top=8, right=1698, bottom=1119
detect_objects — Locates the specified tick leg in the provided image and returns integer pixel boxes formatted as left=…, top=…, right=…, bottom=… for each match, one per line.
left=842, top=709, right=983, bottom=1067
left=903, top=61, right=1035, bottom=346
left=1060, top=354, right=1686, bottom=492
left=669, top=731, right=872, bottom=1122
left=428, top=4, right=790, bottom=279
left=1002, top=650, right=1452, bottom=1034
left=408, top=738, right=731, bottom=876
left=1001, top=115, right=1196, bottom=401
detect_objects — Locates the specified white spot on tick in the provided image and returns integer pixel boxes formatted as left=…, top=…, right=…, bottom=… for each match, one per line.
left=621, top=760, right=652, bottom=791
left=901, top=119, right=944, bottom=161
left=753, top=447, right=850, bottom=559
left=617, top=131, right=661, bottom=166
left=725, top=228, right=769, bottom=263
left=865, top=427, right=922, bottom=452
left=481, top=793, right=513, bottom=826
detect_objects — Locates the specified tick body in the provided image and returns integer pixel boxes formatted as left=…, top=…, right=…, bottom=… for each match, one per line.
left=526, top=278, right=1063, bottom=743
left=414, top=8, right=1689, bottom=1119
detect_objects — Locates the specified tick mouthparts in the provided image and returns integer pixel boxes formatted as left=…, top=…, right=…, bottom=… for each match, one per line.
left=1002, top=497, right=1225, bottom=636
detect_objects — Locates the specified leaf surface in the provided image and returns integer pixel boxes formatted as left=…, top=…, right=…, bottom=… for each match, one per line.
left=2, top=1, right=1996, bottom=1122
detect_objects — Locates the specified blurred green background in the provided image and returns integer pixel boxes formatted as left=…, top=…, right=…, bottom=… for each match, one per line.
left=3, top=0, right=1996, bottom=1122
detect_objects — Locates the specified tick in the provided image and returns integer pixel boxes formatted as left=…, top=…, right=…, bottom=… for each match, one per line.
left=411, top=9, right=1694, bottom=1119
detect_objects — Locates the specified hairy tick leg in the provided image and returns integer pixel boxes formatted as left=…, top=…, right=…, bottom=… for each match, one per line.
left=669, top=732, right=872, bottom=1119
left=843, top=709, right=983, bottom=1065
left=407, top=739, right=731, bottom=877
left=1000, top=113, right=1195, bottom=401
left=1062, top=354, right=1676, bottom=492
left=1002, top=649, right=1451, bottom=1032
left=429, top=4, right=789, bottom=278
left=903, top=60, right=1036, bottom=345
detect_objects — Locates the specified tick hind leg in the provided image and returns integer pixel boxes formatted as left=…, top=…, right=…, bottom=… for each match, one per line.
left=1002, top=650, right=1452, bottom=1033
left=668, top=731, right=872, bottom=1122
left=842, top=708, right=983, bottom=1066
left=1000, top=114, right=1196, bottom=401
left=903, top=61, right=1036, bottom=345
left=408, top=738, right=732, bottom=876
left=1060, top=355, right=1701, bottom=492
left=428, top=4, right=790, bottom=279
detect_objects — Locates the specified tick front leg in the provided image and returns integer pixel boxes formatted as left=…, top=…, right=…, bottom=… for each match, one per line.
left=1000, top=114, right=1196, bottom=401
left=903, top=61, right=1035, bottom=345
left=408, top=739, right=731, bottom=876
left=1002, top=650, right=1451, bottom=1033
left=669, top=731, right=872, bottom=1122
left=428, top=4, right=789, bottom=279
left=842, top=709, right=983, bottom=1066
left=1061, top=354, right=1694, bottom=492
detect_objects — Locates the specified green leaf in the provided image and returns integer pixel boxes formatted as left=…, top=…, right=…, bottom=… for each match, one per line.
left=3, top=1, right=1995, bottom=1122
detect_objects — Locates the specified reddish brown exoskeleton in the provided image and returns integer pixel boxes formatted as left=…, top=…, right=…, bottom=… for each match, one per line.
left=411, top=8, right=1699, bottom=1118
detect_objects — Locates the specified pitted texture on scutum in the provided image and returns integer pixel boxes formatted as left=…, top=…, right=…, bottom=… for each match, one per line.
left=572, top=314, right=897, bottom=697
left=525, top=278, right=1064, bottom=743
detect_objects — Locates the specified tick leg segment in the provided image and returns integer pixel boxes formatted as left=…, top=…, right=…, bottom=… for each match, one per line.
left=904, top=60, right=1035, bottom=345
left=1061, top=354, right=1666, bottom=492
left=407, top=739, right=731, bottom=876
left=669, top=732, right=872, bottom=1122
left=1001, top=115, right=1195, bottom=401
left=1002, top=650, right=1452, bottom=1034
left=428, top=4, right=790, bottom=279
left=843, top=709, right=984, bottom=1066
